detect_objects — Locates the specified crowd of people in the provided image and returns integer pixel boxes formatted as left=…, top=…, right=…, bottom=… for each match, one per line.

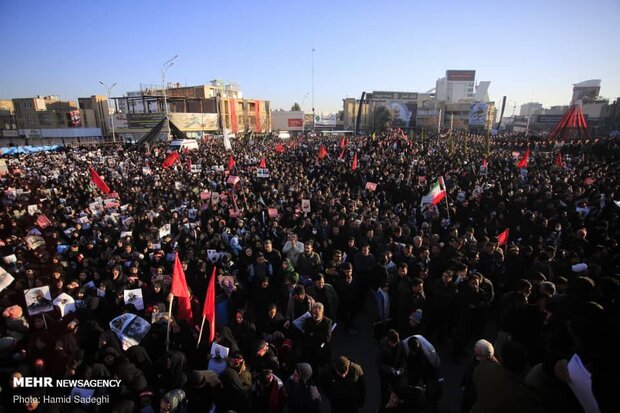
left=0, top=130, right=618, bottom=413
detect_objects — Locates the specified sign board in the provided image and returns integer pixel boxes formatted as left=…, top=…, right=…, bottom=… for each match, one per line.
left=446, top=70, right=476, bottom=81
left=371, top=91, right=418, bottom=100
left=256, top=168, right=270, bottom=178
left=365, top=182, right=377, bottom=192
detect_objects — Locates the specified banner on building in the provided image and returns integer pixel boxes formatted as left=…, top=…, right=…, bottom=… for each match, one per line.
left=68, top=111, right=82, bottom=127
left=315, top=113, right=337, bottom=127
left=469, top=102, right=488, bottom=127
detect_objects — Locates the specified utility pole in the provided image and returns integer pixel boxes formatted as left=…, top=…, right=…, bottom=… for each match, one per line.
left=312, top=48, right=315, bottom=133
left=161, top=55, right=178, bottom=116
left=99, top=81, right=117, bottom=143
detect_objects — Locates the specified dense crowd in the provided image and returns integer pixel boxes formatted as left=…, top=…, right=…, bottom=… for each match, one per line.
left=0, top=130, right=618, bottom=413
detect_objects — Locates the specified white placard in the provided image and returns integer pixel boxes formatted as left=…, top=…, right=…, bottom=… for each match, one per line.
left=123, top=288, right=144, bottom=310
left=159, top=224, right=171, bottom=239
left=293, top=311, right=312, bottom=332
left=53, top=293, right=76, bottom=317
left=24, top=286, right=54, bottom=315
left=256, top=168, right=270, bottom=178
left=0, top=266, right=15, bottom=292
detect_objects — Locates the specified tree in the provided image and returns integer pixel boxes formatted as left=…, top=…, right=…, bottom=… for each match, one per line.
left=374, top=105, right=393, bottom=131
left=291, top=102, right=301, bottom=111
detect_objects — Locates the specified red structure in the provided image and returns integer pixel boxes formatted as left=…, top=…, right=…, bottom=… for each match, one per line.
left=549, top=105, right=590, bottom=140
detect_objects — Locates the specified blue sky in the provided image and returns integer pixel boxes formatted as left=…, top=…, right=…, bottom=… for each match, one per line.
left=1, top=0, right=618, bottom=114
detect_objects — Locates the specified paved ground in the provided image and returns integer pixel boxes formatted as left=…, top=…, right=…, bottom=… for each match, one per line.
left=325, top=292, right=470, bottom=413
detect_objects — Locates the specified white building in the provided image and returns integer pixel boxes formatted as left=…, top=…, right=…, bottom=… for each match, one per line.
left=435, top=70, right=490, bottom=103
left=519, top=102, right=543, bottom=117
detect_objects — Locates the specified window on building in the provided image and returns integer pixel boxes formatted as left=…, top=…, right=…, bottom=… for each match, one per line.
left=23, top=101, right=33, bottom=110
left=37, top=113, right=50, bottom=125
left=27, top=115, right=36, bottom=123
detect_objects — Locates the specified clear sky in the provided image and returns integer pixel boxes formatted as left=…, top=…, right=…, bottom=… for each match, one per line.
left=1, top=0, right=618, bottom=114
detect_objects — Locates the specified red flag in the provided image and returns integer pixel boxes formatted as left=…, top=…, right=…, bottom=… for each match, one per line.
left=555, top=153, right=563, bottom=167
left=259, top=158, right=266, bottom=168
left=340, top=137, right=346, bottom=149
left=352, top=153, right=358, bottom=171
left=318, top=145, right=328, bottom=160
left=275, top=143, right=285, bottom=154
left=171, top=253, right=190, bottom=298
left=89, top=166, right=110, bottom=194
left=202, top=267, right=217, bottom=343
left=183, top=146, right=190, bottom=155
left=176, top=296, right=194, bottom=322
left=516, top=148, right=530, bottom=169
left=482, top=159, right=488, bottom=167
left=497, top=229, right=509, bottom=246
left=227, top=155, right=236, bottom=171
left=162, top=152, right=180, bottom=169
left=338, top=149, right=345, bottom=159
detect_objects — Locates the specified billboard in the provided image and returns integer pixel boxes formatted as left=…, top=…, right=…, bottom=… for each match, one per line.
left=67, top=111, right=82, bottom=127
left=447, top=70, right=476, bottom=82
left=169, top=113, right=218, bottom=131
left=469, top=102, right=488, bottom=127
left=372, top=91, right=418, bottom=101
left=272, top=111, right=304, bottom=131
left=127, top=113, right=165, bottom=128
left=381, top=101, right=417, bottom=128
left=315, top=113, right=337, bottom=127
left=112, top=113, right=128, bottom=128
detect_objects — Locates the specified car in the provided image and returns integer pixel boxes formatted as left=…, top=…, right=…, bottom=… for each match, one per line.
left=168, top=139, right=199, bottom=151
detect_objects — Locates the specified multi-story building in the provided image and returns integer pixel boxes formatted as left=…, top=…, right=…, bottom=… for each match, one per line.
left=0, top=100, right=18, bottom=142
left=519, top=102, right=543, bottom=117
left=111, top=82, right=270, bottom=141
left=342, top=97, right=371, bottom=131
left=78, top=95, right=111, bottom=135
left=435, top=70, right=477, bottom=102
left=10, top=96, right=102, bottom=144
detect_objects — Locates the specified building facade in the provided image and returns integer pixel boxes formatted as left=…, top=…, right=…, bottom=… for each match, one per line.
left=9, top=96, right=102, bottom=145
left=435, top=70, right=477, bottom=102
left=519, top=102, right=544, bottom=117
left=111, top=82, right=271, bottom=141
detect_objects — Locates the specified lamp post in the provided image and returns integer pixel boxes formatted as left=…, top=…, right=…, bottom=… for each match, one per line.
left=161, top=55, right=178, bottom=116
left=311, top=48, right=315, bottom=133
left=99, top=81, right=117, bottom=143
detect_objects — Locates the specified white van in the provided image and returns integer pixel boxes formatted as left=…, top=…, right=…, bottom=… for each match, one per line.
left=168, top=139, right=199, bottom=151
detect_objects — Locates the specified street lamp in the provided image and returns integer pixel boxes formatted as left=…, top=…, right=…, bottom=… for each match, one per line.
left=311, top=48, right=315, bottom=132
left=161, top=55, right=178, bottom=116
left=99, top=81, right=117, bottom=143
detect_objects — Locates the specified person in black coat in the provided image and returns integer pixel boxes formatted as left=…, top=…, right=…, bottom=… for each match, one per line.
left=285, top=362, right=321, bottom=413
left=248, top=338, right=280, bottom=375
left=301, top=302, right=333, bottom=371
left=320, top=356, right=366, bottom=413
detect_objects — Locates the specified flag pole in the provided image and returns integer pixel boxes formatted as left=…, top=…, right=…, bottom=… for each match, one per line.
left=166, top=295, right=174, bottom=351
left=42, top=313, right=48, bottom=330
left=442, top=176, right=450, bottom=221
left=196, top=315, right=207, bottom=349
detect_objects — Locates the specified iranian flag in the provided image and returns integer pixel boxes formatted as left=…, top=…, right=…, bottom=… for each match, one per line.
left=426, top=177, right=446, bottom=205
